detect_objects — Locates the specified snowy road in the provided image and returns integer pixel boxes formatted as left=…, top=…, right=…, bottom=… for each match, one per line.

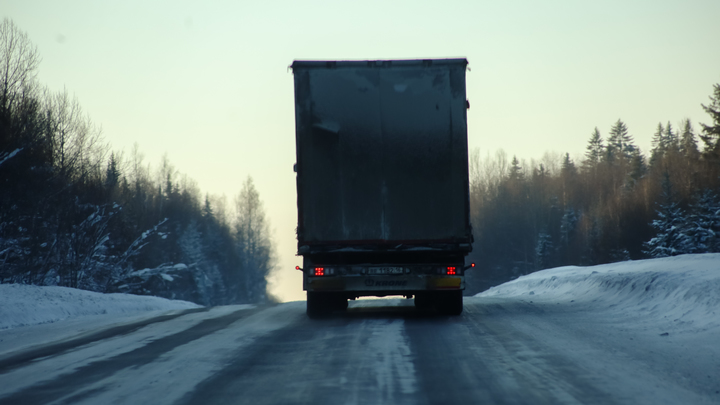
left=1, top=294, right=719, bottom=404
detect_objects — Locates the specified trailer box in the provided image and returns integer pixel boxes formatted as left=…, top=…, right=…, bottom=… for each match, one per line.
left=291, top=59, right=473, bottom=316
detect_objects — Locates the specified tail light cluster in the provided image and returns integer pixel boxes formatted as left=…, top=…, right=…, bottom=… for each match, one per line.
left=437, top=266, right=461, bottom=275
left=437, top=263, right=475, bottom=275
left=305, top=264, right=475, bottom=276
left=312, top=267, right=336, bottom=276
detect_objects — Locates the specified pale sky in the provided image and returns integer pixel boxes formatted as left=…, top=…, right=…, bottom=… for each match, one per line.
left=5, top=0, right=720, bottom=302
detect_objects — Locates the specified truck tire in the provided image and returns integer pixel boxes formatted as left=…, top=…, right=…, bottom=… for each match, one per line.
left=335, top=295, right=348, bottom=311
left=435, top=291, right=463, bottom=316
left=307, top=292, right=331, bottom=318
left=307, top=292, right=346, bottom=318
left=414, top=293, right=434, bottom=311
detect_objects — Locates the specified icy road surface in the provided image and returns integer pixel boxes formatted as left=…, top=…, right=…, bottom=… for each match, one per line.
left=1, top=254, right=719, bottom=404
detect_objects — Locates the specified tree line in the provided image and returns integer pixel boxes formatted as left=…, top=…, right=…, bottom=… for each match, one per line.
left=465, top=83, right=720, bottom=294
left=0, top=19, right=276, bottom=304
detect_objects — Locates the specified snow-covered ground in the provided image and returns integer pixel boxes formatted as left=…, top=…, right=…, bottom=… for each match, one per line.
left=2, top=253, right=718, bottom=335
left=472, top=253, right=720, bottom=402
left=0, top=283, right=200, bottom=330
left=0, top=254, right=719, bottom=404
left=0, top=284, right=201, bottom=357
left=476, top=253, right=720, bottom=334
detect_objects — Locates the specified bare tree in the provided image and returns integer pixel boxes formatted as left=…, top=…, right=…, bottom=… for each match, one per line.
left=234, top=176, right=275, bottom=302
left=0, top=18, right=40, bottom=115
left=208, top=193, right=230, bottom=227
left=45, top=88, right=105, bottom=182
left=156, top=153, right=178, bottom=197
left=129, top=143, right=150, bottom=189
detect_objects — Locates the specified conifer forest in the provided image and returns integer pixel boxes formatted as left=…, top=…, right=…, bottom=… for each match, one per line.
left=465, top=87, right=720, bottom=294
left=2, top=19, right=719, bottom=300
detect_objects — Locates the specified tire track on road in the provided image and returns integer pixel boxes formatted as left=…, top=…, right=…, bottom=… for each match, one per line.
left=0, top=307, right=209, bottom=374
left=0, top=306, right=264, bottom=405
left=406, top=300, right=614, bottom=405
left=178, top=304, right=423, bottom=405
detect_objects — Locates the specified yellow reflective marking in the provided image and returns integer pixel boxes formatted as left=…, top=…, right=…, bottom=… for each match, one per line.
left=429, top=277, right=462, bottom=288
left=308, top=278, right=344, bottom=290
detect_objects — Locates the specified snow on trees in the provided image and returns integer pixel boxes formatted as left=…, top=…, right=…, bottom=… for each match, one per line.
left=643, top=175, right=692, bottom=258
left=535, top=232, right=554, bottom=270
left=642, top=202, right=691, bottom=258
left=0, top=19, right=276, bottom=304
left=685, top=190, right=720, bottom=254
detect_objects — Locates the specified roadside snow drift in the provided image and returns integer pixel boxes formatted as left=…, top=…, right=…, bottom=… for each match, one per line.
left=2, top=254, right=718, bottom=334
left=0, top=284, right=200, bottom=330
left=477, top=253, right=720, bottom=332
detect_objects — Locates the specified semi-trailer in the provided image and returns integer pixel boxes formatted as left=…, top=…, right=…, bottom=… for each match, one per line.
left=291, top=59, right=473, bottom=317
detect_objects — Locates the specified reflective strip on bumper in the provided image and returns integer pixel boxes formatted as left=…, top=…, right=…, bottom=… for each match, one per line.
left=307, top=277, right=345, bottom=291
left=305, top=275, right=465, bottom=292
left=428, top=277, right=462, bottom=289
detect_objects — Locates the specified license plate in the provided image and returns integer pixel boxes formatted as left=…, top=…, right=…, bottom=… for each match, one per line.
left=367, top=267, right=404, bottom=275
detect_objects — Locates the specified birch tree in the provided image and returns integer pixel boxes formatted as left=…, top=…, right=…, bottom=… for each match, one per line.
left=234, top=176, right=275, bottom=302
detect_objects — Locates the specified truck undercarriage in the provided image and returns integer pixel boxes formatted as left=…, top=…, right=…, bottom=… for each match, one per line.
left=300, top=250, right=470, bottom=317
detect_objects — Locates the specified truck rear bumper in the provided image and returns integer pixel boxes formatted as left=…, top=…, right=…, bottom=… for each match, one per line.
left=305, top=274, right=464, bottom=294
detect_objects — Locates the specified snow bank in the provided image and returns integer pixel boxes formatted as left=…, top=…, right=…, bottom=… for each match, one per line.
left=0, top=284, right=201, bottom=330
left=477, top=253, right=720, bottom=330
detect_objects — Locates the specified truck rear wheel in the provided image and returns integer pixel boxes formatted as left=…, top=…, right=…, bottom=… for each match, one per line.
left=435, top=291, right=463, bottom=316
left=414, top=293, right=434, bottom=311
left=307, top=292, right=330, bottom=318
left=307, top=292, right=346, bottom=318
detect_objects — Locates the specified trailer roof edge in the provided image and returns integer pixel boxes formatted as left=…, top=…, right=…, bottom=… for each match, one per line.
left=290, top=58, right=468, bottom=71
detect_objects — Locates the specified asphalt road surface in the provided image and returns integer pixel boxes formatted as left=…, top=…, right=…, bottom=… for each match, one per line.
left=1, top=298, right=717, bottom=405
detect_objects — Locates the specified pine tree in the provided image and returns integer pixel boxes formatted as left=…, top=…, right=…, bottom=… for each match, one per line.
left=607, top=119, right=635, bottom=162
left=535, top=231, right=554, bottom=269
left=202, top=194, right=213, bottom=219
left=559, top=153, right=577, bottom=205
left=699, top=83, right=720, bottom=160
left=561, top=153, right=577, bottom=177
left=508, top=156, right=523, bottom=181
left=583, top=127, right=604, bottom=171
left=643, top=202, right=691, bottom=257
left=686, top=190, right=720, bottom=253
left=178, top=219, right=225, bottom=305
left=664, top=121, right=679, bottom=153
left=582, top=217, right=602, bottom=265
left=679, top=118, right=700, bottom=160
left=559, top=207, right=578, bottom=263
left=105, top=152, right=120, bottom=191
left=642, top=174, right=692, bottom=257
left=627, top=149, right=646, bottom=186
left=650, top=122, right=666, bottom=167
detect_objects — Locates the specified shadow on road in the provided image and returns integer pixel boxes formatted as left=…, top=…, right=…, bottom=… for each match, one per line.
left=309, top=299, right=461, bottom=321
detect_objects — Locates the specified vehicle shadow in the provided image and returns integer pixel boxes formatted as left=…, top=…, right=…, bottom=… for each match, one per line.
left=315, top=298, right=460, bottom=321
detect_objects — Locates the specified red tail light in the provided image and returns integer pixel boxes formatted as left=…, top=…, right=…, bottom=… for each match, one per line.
left=314, top=267, right=325, bottom=276
left=446, top=266, right=457, bottom=275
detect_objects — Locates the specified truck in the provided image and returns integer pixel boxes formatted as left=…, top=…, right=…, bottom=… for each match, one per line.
left=291, top=59, right=474, bottom=317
